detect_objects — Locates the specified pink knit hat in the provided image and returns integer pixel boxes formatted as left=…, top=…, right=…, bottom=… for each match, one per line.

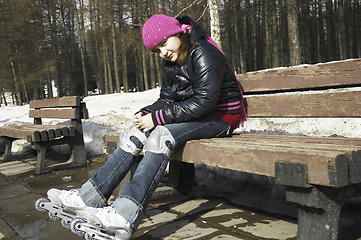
left=142, top=14, right=184, bottom=51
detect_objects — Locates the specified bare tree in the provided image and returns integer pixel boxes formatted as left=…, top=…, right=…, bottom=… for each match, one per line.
left=286, top=0, right=301, bottom=66
left=208, top=0, right=222, bottom=49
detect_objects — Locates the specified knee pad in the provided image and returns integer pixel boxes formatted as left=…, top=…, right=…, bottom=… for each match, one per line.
left=143, top=126, right=175, bottom=158
left=119, top=125, right=147, bottom=155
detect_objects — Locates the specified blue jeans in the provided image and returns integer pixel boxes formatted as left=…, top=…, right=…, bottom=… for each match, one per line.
left=77, top=114, right=232, bottom=228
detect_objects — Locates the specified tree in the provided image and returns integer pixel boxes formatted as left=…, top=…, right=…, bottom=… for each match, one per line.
left=286, top=0, right=301, bottom=66
left=75, top=0, right=89, bottom=96
left=208, top=0, right=222, bottom=49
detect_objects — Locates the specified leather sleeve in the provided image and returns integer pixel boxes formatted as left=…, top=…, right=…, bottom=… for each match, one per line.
left=152, top=42, right=227, bottom=125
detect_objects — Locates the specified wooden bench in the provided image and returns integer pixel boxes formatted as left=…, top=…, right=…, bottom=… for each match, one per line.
left=0, top=96, right=89, bottom=174
left=104, top=59, right=361, bottom=239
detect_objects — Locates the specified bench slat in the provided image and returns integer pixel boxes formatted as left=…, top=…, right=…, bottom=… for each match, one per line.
left=0, top=126, right=40, bottom=142
left=193, top=135, right=361, bottom=184
left=238, top=59, right=361, bottom=93
left=205, top=137, right=361, bottom=154
left=246, top=90, right=361, bottom=117
left=182, top=140, right=349, bottom=187
left=232, top=134, right=361, bottom=145
left=30, top=96, right=80, bottom=108
left=0, top=125, right=74, bottom=142
left=29, top=109, right=80, bottom=119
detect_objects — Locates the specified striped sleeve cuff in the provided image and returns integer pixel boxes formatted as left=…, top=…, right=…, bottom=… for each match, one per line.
left=151, top=109, right=166, bottom=126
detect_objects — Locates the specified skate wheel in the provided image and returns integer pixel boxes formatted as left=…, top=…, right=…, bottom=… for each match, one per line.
left=71, top=218, right=86, bottom=237
left=35, top=198, right=49, bottom=212
left=48, top=211, right=60, bottom=221
left=85, top=233, right=97, bottom=240
left=61, top=219, right=71, bottom=229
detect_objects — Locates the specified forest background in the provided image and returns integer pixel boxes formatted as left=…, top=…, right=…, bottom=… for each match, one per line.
left=0, top=0, right=360, bottom=106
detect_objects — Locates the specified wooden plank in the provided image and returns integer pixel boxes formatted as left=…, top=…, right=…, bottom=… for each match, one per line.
left=237, top=59, right=361, bottom=93
left=30, top=96, right=80, bottom=108
left=228, top=134, right=361, bottom=149
left=68, top=126, right=75, bottom=136
left=245, top=90, right=361, bottom=117
left=61, top=127, right=69, bottom=137
left=203, top=137, right=361, bottom=154
left=54, top=128, right=62, bottom=138
left=182, top=141, right=349, bottom=187
left=29, top=108, right=80, bottom=119
left=40, top=130, right=49, bottom=141
left=231, top=134, right=361, bottom=146
left=229, top=134, right=361, bottom=184
left=0, top=124, right=74, bottom=142
left=0, top=126, right=39, bottom=141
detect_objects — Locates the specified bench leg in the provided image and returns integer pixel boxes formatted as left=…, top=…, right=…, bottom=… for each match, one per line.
left=2, top=137, right=15, bottom=162
left=285, top=186, right=353, bottom=240
left=168, top=161, right=196, bottom=193
left=68, top=143, right=87, bottom=167
left=32, top=143, right=46, bottom=174
left=32, top=141, right=87, bottom=174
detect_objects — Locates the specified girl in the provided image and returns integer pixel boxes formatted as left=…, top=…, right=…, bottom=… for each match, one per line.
left=41, top=14, right=247, bottom=239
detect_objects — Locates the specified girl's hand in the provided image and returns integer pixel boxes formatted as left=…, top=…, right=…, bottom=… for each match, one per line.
left=133, top=113, right=155, bottom=132
left=133, top=112, right=143, bottom=123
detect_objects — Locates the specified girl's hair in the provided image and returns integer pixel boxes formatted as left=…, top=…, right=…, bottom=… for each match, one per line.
left=177, top=33, right=194, bottom=66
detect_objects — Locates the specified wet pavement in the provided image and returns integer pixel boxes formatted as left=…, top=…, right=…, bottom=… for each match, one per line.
left=0, top=155, right=360, bottom=240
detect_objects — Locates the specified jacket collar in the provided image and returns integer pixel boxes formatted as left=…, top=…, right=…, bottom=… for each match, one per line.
left=176, top=16, right=208, bottom=41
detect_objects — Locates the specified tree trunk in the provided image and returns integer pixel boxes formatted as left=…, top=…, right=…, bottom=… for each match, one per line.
left=14, top=44, right=29, bottom=103
left=112, top=21, right=121, bottom=93
left=253, top=0, right=258, bottom=70
left=122, top=49, right=129, bottom=92
left=93, top=1, right=104, bottom=94
left=208, top=0, right=222, bottom=49
left=264, top=1, right=272, bottom=68
left=155, top=55, right=162, bottom=87
left=326, top=0, right=337, bottom=60
left=1, top=91, right=7, bottom=106
left=119, top=20, right=129, bottom=93
left=106, top=44, right=114, bottom=94
left=103, top=38, right=109, bottom=94
left=48, top=2, right=62, bottom=97
left=8, top=47, right=22, bottom=105
left=337, top=0, right=347, bottom=59
left=142, top=47, right=149, bottom=90
left=58, top=0, right=72, bottom=95
left=286, top=0, right=301, bottom=66
left=272, top=0, right=280, bottom=67
left=149, top=52, right=156, bottom=89
left=75, top=0, right=88, bottom=96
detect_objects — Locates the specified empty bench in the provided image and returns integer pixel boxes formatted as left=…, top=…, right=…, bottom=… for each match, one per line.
left=0, top=96, right=88, bottom=174
left=104, top=59, right=361, bottom=239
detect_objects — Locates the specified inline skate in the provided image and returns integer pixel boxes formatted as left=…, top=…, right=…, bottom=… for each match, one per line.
left=71, top=206, right=133, bottom=240
left=35, top=188, right=87, bottom=229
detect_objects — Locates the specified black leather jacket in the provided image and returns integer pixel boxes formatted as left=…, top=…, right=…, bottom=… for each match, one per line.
left=140, top=17, right=242, bottom=126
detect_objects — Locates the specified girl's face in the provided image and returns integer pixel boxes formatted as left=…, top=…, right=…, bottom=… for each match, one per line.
left=154, top=35, right=181, bottom=63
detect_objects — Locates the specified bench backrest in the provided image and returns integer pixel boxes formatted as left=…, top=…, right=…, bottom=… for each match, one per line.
left=29, top=96, right=89, bottom=122
left=237, top=59, right=361, bottom=118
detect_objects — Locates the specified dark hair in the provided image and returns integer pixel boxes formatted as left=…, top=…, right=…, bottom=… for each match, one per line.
left=177, top=33, right=194, bottom=66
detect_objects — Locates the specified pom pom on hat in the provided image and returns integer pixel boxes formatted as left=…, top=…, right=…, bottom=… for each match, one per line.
left=142, top=14, right=184, bottom=51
